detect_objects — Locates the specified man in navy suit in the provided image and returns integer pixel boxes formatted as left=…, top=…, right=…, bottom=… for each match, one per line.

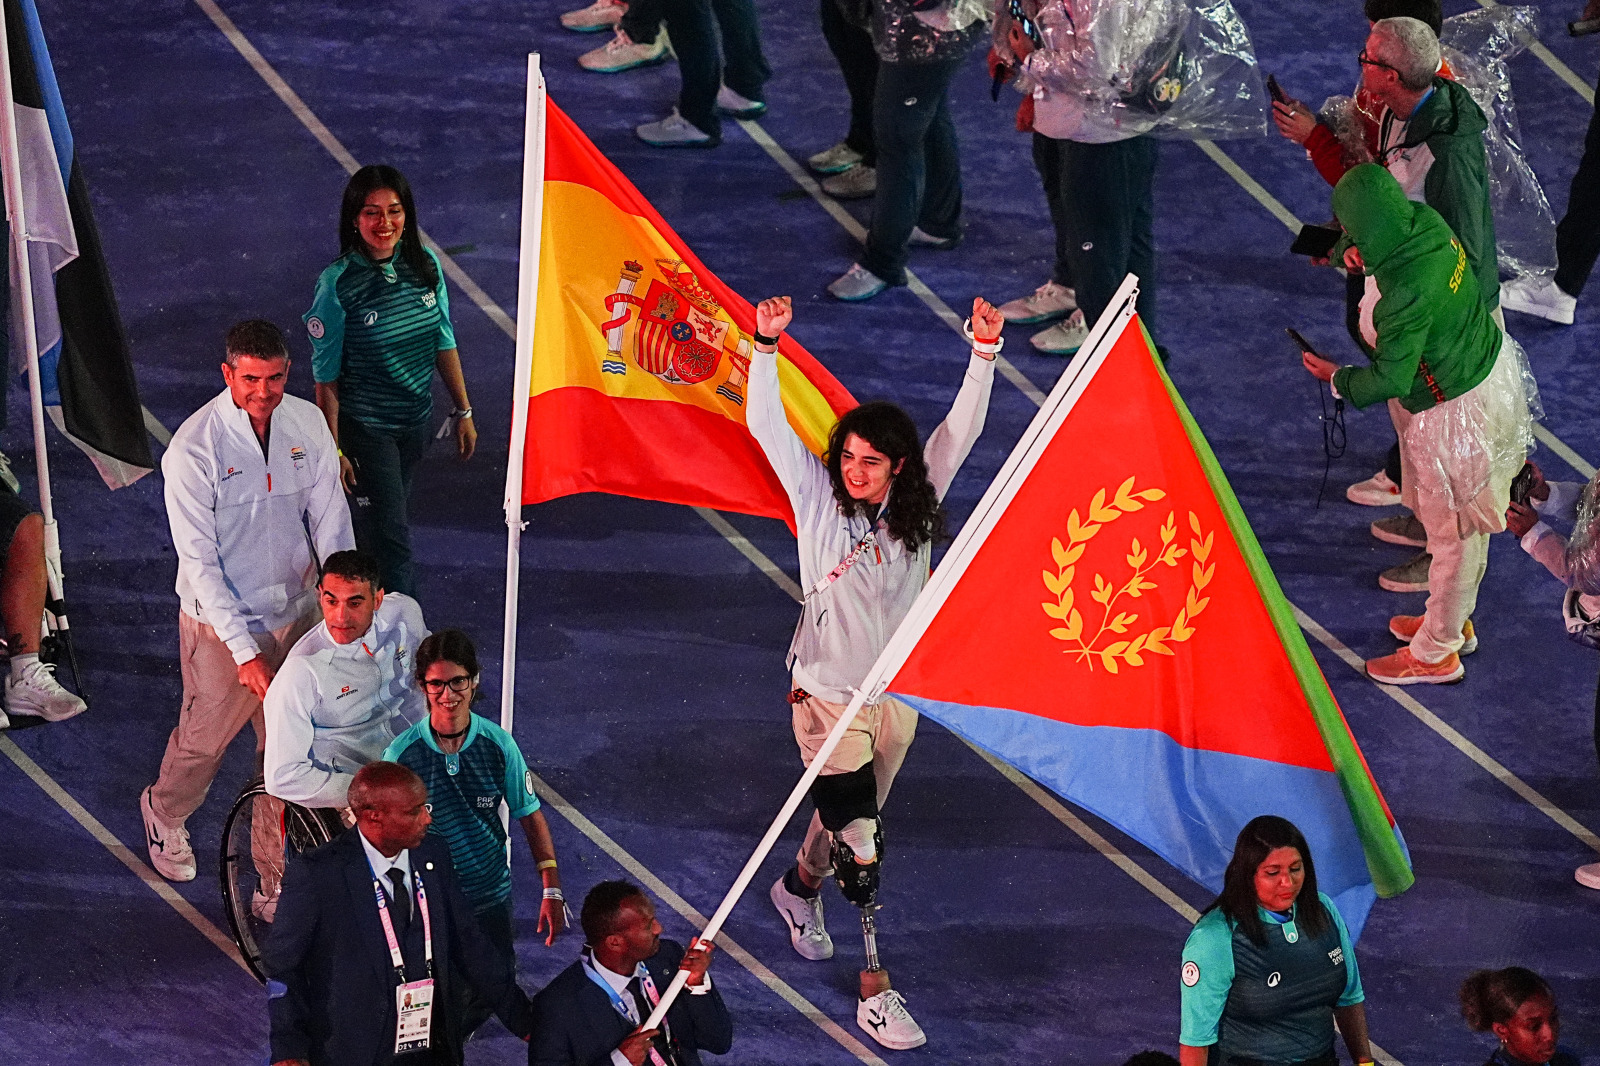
left=265, top=761, right=532, bottom=1065
left=529, top=881, right=732, bottom=1066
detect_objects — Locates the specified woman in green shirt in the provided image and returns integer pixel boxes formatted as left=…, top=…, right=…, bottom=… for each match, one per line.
left=1179, top=816, right=1374, bottom=1066
left=304, top=165, right=476, bottom=597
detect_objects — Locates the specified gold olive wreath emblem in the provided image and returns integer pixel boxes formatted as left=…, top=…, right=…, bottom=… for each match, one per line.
left=1041, top=476, right=1216, bottom=673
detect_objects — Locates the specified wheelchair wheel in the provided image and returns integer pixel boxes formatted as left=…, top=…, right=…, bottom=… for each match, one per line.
left=218, top=777, right=343, bottom=982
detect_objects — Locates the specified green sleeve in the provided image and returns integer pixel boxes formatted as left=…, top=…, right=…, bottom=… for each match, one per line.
left=305, top=260, right=349, bottom=385
left=1322, top=893, right=1365, bottom=1007
left=1331, top=281, right=1428, bottom=410
left=487, top=721, right=540, bottom=820
left=1180, top=910, right=1237, bottom=1047
left=1421, top=143, right=1498, bottom=309
left=426, top=247, right=457, bottom=351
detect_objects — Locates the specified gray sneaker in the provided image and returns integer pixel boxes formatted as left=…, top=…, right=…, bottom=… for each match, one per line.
left=635, top=108, right=717, bottom=148
left=1378, top=551, right=1430, bottom=593
left=828, top=263, right=888, bottom=302
left=560, top=0, right=627, bottom=32
left=808, top=141, right=862, bottom=174
left=821, top=164, right=876, bottom=200
left=1030, top=310, right=1089, bottom=355
left=715, top=84, right=766, bottom=119
left=908, top=226, right=959, bottom=250
left=579, top=27, right=669, bottom=73
left=1371, top=513, right=1426, bottom=548
left=999, top=279, right=1076, bottom=325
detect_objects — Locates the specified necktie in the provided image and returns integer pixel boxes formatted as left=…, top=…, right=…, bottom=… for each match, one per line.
left=626, top=976, right=676, bottom=1066
left=386, top=868, right=411, bottom=929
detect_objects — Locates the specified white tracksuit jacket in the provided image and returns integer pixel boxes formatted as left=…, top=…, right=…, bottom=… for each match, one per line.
left=162, top=390, right=353, bottom=664
left=745, top=341, right=994, bottom=704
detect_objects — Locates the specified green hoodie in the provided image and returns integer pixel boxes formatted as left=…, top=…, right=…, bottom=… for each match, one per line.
left=1330, top=164, right=1500, bottom=414
left=1386, top=76, right=1499, bottom=309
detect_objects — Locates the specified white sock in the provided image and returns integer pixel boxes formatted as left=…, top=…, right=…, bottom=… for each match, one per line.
left=10, top=652, right=37, bottom=679
left=838, top=817, right=877, bottom=863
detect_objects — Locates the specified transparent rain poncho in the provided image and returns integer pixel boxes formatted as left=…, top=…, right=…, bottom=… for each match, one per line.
left=995, top=0, right=1267, bottom=142
left=1317, top=5, right=1556, bottom=278
left=1566, top=473, right=1600, bottom=598
left=1395, top=330, right=1538, bottom=536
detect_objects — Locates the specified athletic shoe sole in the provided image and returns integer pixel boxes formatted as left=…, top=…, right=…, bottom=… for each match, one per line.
left=1377, top=574, right=1428, bottom=593
left=1366, top=661, right=1465, bottom=685
left=637, top=136, right=721, bottom=148
left=580, top=51, right=670, bottom=74
left=716, top=104, right=766, bottom=119
left=1370, top=522, right=1426, bottom=548
left=562, top=20, right=622, bottom=33
left=1501, top=294, right=1574, bottom=326
left=857, top=1016, right=927, bottom=1051
left=1001, top=309, right=1070, bottom=326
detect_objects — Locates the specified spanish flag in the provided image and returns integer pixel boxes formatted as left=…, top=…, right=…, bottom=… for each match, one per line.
left=520, top=100, right=855, bottom=525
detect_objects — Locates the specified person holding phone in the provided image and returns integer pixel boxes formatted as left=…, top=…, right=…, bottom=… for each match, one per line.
left=1298, top=164, right=1533, bottom=685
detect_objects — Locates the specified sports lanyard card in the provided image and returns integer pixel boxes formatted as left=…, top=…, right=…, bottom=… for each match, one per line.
left=371, top=869, right=435, bottom=1055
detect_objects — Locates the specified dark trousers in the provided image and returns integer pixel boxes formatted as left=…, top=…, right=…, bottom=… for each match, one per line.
left=1032, top=133, right=1158, bottom=336
left=662, top=0, right=771, bottom=138
left=460, top=900, right=515, bottom=1037
left=860, top=57, right=965, bottom=286
left=340, top=415, right=431, bottom=598
left=819, top=0, right=878, bottom=165
left=1554, top=65, right=1600, bottom=297
left=619, top=0, right=664, bottom=42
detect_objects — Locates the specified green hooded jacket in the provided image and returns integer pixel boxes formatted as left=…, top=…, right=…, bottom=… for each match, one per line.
left=1330, top=164, right=1500, bottom=414
left=1383, top=76, right=1499, bottom=310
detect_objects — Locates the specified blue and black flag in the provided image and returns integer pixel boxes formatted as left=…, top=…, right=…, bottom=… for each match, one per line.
left=3, top=0, right=152, bottom=487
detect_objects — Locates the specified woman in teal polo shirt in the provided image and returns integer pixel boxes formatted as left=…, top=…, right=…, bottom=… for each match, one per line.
left=305, top=164, right=476, bottom=597
left=1179, top=816, right=1375, bottom=1066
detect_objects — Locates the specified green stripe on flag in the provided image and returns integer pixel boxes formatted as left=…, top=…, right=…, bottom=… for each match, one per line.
left=1142, top=323, right=1414, bottom=898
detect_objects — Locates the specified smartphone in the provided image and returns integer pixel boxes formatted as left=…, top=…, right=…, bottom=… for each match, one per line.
left=1509, top=463, right=1537, bottom=506
left=1285, top=327, right=1322, bottom=358
left=1266, top=73, right=1287, bottom=105
left=1290, top=223, right=1342, bottom=259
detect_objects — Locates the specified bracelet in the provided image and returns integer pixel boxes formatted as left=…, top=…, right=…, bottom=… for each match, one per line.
left=537, top=859, right=559, bottom=871
left=452, top=406, right=473, bottom=420
left=337, top=448, right=344, bottom=458
left=962, top=319, right=1004, bottom=355
left=542, top=887, right=565, bottom=901
left=752, top=330, right=781, bottom=347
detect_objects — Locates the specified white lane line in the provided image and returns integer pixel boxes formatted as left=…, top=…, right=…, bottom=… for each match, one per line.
left=735, top=118, right=1049, bottom=407
left=1292, top=607, right=1600, bottom=854
left=1195, top=139, right=1303, bottom=233
left=142, top=406, right=173, bottom=447
left=1534, top=423, right=1597, bottom=479
left=694, top=506, right=804, bottom=602
left=1472, top=0, right=1595, bottom=103
left=190, top=0, right=515, bottom=340
left=0, top=735, right=252, bottom=973
left=531, top=771, right=888, bottom=1066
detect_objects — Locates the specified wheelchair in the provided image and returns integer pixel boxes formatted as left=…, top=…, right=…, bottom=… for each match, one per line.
left=218, top=776, right=344, bottom=982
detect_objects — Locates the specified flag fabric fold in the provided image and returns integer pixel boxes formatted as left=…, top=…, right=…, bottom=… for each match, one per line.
left=521, top=100, right=854, bottom=527
left=4, top=0, right=152, bottom=488
left=882, top=307, right=1411, bottom=938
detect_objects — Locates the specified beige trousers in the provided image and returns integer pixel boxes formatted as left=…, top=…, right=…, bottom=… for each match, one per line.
left=149, top=607, right=317, bottom=825
left=791, top=693, right=918, bottom=879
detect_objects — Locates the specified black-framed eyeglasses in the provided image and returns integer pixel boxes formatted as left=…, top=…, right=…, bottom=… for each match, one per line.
left=423, top=676, right=474, bottom=694
left=1357, top=50, right=1397, bottom=74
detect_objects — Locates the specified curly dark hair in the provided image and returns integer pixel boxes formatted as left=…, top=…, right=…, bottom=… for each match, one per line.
left=825, top=402, right=945, bottom=552
left=337, top=164, right=439, bottom=288
left=1200, top=815, right=1330, bottom=947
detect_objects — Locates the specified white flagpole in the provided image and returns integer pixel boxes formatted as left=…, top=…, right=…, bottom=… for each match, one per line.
left=0, top=2, right=68, bottom=630
left=500, top=53, right=546, bottom=735
left=643, top=280, right=1144, bottom=1028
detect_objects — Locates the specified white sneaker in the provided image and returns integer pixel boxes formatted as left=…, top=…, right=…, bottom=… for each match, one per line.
left=1577, top=862, right=1600, bottom=889
left=0, top=705, right=10, bottom=730
left=808, top=141, right=862, bottom=174
left=1346, top=469, right=1402, bottom=507
left=560, top=0, right=626, bottom=32
left=0, top=451, right=19, bottom=494
left=858, top=988, right=926, bottom=1050
left=635, top=108, right=716, bottom=148
left=715, top=84, right=766, bottom=119
left=1500, top=274, right=1576, bottom=326
left=578, top=27, right=669, bottom=73
left=999, top=279, right=1076, bottom=324
left=770, top=876, right=834, bottom=960
left=141, top=786, right=196, bottom=882
left=251, top=888, right=279, bottom=922
left=1030, top=309, right=1088, bottom=355
left=5, top=657, right=86, bottom=722
left=828, top=263, right=888, bottom=302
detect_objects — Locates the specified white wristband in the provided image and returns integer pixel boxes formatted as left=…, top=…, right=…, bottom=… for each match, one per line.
left=542, top=887, right=564, bottom=901
left=962, top=318, right=1003, bottom=354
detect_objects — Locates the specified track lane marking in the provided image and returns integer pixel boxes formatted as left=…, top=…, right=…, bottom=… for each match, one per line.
left=0, top=735, right=252, bottom=973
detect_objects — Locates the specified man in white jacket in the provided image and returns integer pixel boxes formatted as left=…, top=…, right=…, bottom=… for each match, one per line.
left=746, top=293, right=1001, bottom=1051
left=263, top=548, right=428, bottom=810
left=141, top=320, right=353, bottom=883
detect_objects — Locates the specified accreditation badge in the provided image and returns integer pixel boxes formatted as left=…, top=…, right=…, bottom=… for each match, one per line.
left=394, top=977, right=435, bottom=1054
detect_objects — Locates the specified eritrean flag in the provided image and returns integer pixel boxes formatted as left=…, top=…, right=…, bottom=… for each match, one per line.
left=519, top=99, right=854, bottom=525
left=875, top=289, right=1412, bottom=937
